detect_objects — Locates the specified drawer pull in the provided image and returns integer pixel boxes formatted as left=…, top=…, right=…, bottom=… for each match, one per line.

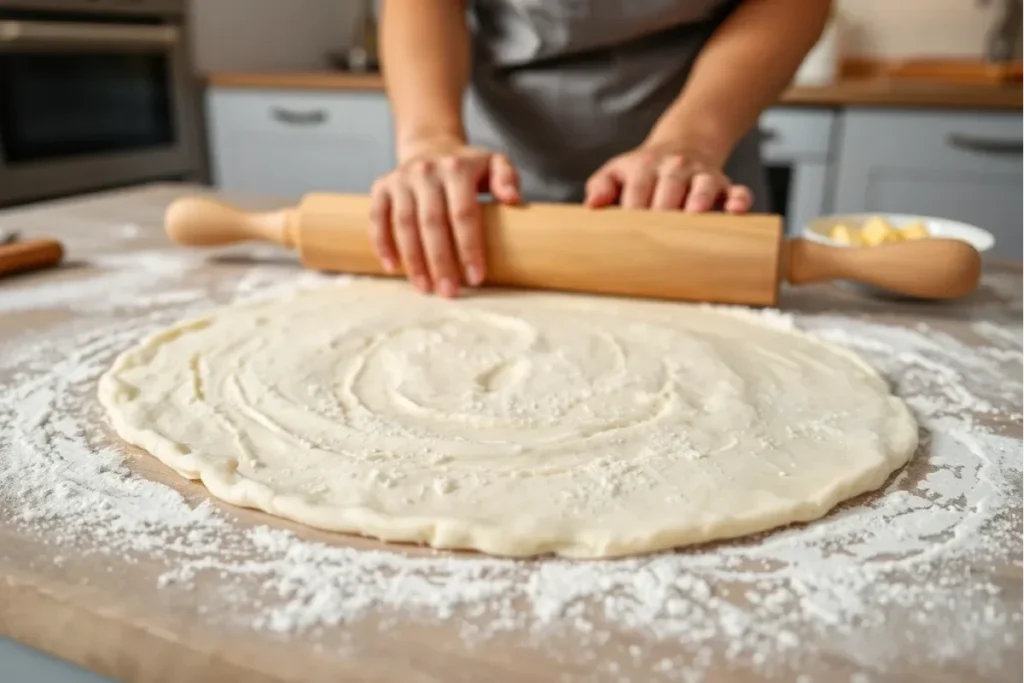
left=271, top=108, right=328, bottom=126
left=946, top=133, right=1022, bottom=155
left=759, top=128, right=779, bottom=143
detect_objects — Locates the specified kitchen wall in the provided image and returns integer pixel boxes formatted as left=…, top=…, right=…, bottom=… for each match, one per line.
left=188, top=0, right=1020, bottom=71
left=188, top=0, right=360, bottom=71
left=836, top=0, right=1021, bottom=59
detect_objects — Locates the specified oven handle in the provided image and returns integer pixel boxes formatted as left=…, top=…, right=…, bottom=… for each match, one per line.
left=0, top=21, right=180, bottom=49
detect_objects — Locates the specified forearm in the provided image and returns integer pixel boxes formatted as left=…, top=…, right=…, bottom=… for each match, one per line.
left=379, top=0, right=471, bottom=160
left=647, top=0, right=831, bottom=166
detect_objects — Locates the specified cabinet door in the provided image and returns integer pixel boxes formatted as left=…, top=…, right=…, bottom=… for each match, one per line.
left=833, top=109, right=1022, bottom=259
left=207, top=89, right=395, bottom=197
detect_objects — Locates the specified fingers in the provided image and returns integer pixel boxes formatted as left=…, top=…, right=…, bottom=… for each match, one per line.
left=650, top=157, right=690, bottom=210
left=683, top=173, right=726, bottom=213
left=389, top=183, right=430, bottom=293
left=620, top=166, right=657, bottom=209
left=410, top=166, right=461, bottom=298
left=488, top=154, right=521, bottom=205
left=723, top=185, right=753, bottom=214
left=584, top=169, right=620, bottom=208
left=441, top=157, right=486, bottom=287
left=585, top=151, right=755, bottom=214
left=369, top=180, right=398, bottom=272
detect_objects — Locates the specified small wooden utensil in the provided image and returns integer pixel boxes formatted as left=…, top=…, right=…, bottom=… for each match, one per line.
left=0, top=238, right=65, bottom=279
left=165, top=194, right=982, bottom=306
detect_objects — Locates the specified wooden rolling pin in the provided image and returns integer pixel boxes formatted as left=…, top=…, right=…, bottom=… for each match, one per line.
left=165, top=194, right=982, bottom=306
left=0, top=239, right=65, bottom=279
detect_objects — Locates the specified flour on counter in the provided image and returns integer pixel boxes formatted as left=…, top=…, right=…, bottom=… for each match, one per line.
left=0, top=251, right=1020, bottom=682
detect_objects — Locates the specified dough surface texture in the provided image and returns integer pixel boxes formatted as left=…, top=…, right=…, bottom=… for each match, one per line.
left=99, top=280, right=918, bottom=558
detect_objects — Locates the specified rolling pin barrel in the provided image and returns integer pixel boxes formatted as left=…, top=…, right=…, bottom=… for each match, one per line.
left=165, top=194, right=787, bottom=306
left=164, top=194, right=982, bottom=305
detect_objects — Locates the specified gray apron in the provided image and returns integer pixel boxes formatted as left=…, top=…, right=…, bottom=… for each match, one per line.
left=463, top=0, right=768, bottom=209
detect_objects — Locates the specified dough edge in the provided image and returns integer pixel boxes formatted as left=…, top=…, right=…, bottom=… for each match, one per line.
left=97, top=290, right=919, bottom=559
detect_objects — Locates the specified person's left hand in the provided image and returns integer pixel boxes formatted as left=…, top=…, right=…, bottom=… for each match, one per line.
left=584, top=145, right=753, bottom=213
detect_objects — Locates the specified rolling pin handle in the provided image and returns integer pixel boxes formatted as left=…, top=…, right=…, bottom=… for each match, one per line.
left=164, top=197, right=299, bottom=249
left=785, top=238, right=982, bottom=299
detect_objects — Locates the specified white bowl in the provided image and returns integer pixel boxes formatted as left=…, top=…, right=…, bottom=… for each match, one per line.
left=803, top=212, right=995, bottom=252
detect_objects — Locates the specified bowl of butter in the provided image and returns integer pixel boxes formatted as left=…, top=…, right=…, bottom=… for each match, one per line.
left=801, top=213, right=994, bottom=298
left=803, top=213, right=995, bottom=252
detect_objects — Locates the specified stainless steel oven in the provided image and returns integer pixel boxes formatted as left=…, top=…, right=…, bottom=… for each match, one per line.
left=0, top=0, right=205, bottom=206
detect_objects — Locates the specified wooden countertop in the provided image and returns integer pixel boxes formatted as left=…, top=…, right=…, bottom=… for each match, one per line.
left=206, top=71, right=1024, bottom=110
left=0, top=184, right=1021, bottom=683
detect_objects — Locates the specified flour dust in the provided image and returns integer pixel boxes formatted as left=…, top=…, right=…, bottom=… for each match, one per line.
left=0, top=252, right=1020, bottom=682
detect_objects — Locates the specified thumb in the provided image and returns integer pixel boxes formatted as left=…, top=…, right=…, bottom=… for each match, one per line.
left=487, top=154, right=521, bottom=204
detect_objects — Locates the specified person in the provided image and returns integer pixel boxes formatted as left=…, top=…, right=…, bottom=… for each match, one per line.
left=369, top=0, right=831, bottom=297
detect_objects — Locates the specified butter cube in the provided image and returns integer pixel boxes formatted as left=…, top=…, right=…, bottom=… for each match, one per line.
left=860, top=216, right=896, bottom=247
left=900, top=221, right=930, bottom=240
left=829, top=224, right=858, bottom=245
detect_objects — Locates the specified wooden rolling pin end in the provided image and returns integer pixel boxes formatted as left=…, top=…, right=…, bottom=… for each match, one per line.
left=786, top=237, right=982, bottom=300
left=0, top=239, right=64, bottom=278
left=165, top=196, right=299, bottom=249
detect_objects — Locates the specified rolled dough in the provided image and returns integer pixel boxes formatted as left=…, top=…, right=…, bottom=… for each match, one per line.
left=98, top=280, right=917, bottom=559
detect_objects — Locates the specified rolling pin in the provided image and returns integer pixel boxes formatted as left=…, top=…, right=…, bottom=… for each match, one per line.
left=165, top=194, right=982, bottom=306
left=0, top=238, right=65, bottom=279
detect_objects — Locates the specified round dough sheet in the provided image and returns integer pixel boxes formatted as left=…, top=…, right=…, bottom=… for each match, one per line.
left=99, top=280, right=918, bottom=558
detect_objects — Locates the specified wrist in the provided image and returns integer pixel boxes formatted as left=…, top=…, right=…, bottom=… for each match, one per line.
left=643, top=103, right=737, bottom=170
left=397, top=125, right=466, bottom=163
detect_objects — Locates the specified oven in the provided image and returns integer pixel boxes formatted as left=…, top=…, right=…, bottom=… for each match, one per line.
left=0, top=0, right=205, bottom=206
left=758, top=107, right=837, bottom=236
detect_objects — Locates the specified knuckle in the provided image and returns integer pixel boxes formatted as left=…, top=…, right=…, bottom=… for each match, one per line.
left=421, top=209, right=446, bottom=231
left=440, top=155, right=468, bottom=174
left=659, top=155, right=686, bottom=174
left=450, top=203, right=477, bottom=223
left=638, top=150, right=661, bottom=167
left=393, top=209, right=416, bottom=233
left=405, top=159, right=434, bottom=178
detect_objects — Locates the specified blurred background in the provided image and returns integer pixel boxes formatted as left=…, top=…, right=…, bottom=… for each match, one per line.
left=1, top=0, right=1021, bottom=257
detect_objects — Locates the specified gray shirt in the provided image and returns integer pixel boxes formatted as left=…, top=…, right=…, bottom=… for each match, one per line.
left=463, top=0, right=768, bottom=208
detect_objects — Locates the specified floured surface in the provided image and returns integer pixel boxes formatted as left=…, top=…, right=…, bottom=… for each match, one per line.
left=0, top=185, right=1021, bottom=683
left=98, top=280, right=917, bottom=559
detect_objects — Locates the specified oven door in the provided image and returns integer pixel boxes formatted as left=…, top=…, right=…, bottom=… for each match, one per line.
left=0, top=18, right=202, bottom=205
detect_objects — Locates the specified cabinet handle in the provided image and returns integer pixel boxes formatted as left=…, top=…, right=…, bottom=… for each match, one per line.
left=271, top=108, right=328, bottom=126
left=946, top=132, right=1022, bottom=155
left=759, top=128, right=779, bottom=143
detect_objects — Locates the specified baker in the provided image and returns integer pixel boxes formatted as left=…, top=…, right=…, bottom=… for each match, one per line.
left=368, top=0, right=830, bottom=298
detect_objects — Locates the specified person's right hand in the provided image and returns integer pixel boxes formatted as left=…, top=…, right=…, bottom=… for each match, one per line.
left=369, top=138, right=521, bottom=298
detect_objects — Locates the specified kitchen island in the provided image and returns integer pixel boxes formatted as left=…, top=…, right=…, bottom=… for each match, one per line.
left=0, top=184, right=1021, bottom=683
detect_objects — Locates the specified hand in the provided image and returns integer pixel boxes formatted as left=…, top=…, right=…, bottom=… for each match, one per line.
left=583, top=145, right=753, bottom=213
left=369, top=137, right=520, bottom=298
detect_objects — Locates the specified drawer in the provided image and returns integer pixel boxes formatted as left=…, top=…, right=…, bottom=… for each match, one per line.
left=839, top=109, right=1022, bottom=176
left=206, top=87, right=396, bottom=195
left=758, top=108, right=836, bottom=162
left=208, top=88, right=392, bottom=137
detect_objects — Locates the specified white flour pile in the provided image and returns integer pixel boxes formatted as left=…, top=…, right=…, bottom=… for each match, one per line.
left=1, top=248, right=1020, bottom=682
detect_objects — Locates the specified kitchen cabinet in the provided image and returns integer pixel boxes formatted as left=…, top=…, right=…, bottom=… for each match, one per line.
left=831, top=109, right=1023, bottom=259
left=758, top=107, right=836, bottom=236
left=206, top=88, right=395, bottom=196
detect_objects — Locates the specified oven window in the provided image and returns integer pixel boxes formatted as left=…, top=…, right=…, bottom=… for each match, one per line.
left=0, top=52, right=176, bottom=163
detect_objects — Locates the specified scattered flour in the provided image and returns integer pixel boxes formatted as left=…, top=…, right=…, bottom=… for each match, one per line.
left=0, top=251, right=1020, bottom=682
